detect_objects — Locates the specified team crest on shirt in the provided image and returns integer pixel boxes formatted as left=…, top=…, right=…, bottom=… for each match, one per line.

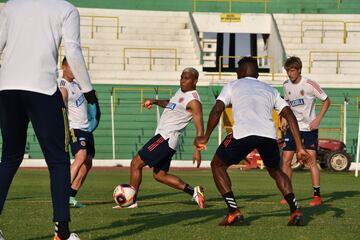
left=178, top=97, right=184, bottom=103
left=288, top=91, right=291, bottom=95
left=79, top=137, right=86, bottom=147
left=300, top=90, right=305, bottom=96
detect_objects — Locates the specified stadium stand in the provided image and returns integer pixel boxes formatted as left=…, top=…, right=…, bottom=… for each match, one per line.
left=0, top=0, right=359, bottom=167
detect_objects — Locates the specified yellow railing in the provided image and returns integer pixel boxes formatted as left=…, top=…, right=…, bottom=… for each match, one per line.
left=111, top=88, right=173, bottom=112
left=301, top=20, right=360, bottom=44
left=123, top=48, right=178, bottom=71
left=59, top=46, right=90, bottom=70
left=308, top=50, right=360, bottom=74
left=193, top=0, right=270, bottom=13
left=218, top=55, right=275, bottom=80
left=80, top=15, right=120, bottom=39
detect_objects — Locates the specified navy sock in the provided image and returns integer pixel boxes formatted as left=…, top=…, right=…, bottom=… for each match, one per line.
left=313, top=186, right=320, bottom=197
left=70, top=188, right=77, bottom=198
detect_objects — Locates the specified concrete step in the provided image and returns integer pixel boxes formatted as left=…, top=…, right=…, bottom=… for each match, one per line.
left=80, top=38, right=194, bottom=48
left=80, top=18, right=188, bottom=29
left=76, top=45, right=196, bottom=54
left=310, top=67, right=360, bottom=75
left=312, top=61, right=360, bottom=68
left=90, top=54, right=197, bottom=64
left=118, top=34, right=192, bottom=41
left=121, top=28, right=191, bottom=35
left=89, top=58, right=200, bottom=70
left=285, top=42, right=359, bottom=50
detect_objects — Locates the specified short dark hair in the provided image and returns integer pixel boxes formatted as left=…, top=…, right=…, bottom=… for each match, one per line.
left=237, top=56, right=258, bottom=69
left=284, top=56, right=302, bottom=71
left=236, top=57, right=259, bottom=79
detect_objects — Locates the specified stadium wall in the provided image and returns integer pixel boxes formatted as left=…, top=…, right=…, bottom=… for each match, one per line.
left=4, top=84, right=358, bottom=164
left=1, top=0, right=359, bottom=14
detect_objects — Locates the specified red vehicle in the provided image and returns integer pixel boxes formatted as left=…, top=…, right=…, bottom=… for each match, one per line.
left=243, top=138, right=352, bottom=172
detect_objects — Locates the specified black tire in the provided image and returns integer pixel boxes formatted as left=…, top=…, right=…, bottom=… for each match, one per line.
left=317, top=150, right=328, bottom=170
left=325, top=150, right=352, bottom=172
left=319, top=162, right=327, bottom=170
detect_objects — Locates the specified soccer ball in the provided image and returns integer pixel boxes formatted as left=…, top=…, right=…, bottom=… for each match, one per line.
left=113, top=184, right=136, bottom=207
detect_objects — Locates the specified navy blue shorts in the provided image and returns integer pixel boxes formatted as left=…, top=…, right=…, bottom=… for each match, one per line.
left=283, top=129, right=318, bottom=151
left=216, top=134, right=281, bottom=169
left=138, top=134, right=176, bottom=172
left=69, top=129, right=95, bottom=157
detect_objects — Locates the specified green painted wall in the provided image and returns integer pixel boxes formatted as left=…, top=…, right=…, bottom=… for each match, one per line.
left=1, top=0, right=360, bottom=14
left=3, top=84, right=357, bottom=161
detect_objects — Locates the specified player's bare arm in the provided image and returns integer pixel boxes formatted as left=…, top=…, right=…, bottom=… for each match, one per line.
left=187, top=99, right=204, bottom=168
left=194, top=100, right=225, bottom=147
left=144, top=99, right=169, bottom=108
left=310, top=97, right=330, bottom=130
left=280, top=106, right=310, bottom=163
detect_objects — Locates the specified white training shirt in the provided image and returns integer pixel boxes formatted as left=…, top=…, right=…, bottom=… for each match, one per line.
left=283, top=76, right=328, bottom=131
left=155, top=89, right=201, bottom=150
left=0, top=0, right=92, bottom=95
left=58, top=78, right=89, bottom=131
left=217, top=77, right=288, bottom=140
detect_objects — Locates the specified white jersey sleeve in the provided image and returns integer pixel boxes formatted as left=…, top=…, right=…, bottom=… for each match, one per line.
left=184, top=90, right=201, bottom=108
left=306, top=79, right=328, bottom=101
left=274, top=89, right=288, bottom=113
left=62, top=8, right=93, bottom=93
left=216, top=82, right=233, bottom=106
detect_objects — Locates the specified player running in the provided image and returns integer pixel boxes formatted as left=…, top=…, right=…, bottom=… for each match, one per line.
left=122, top=67, right=206, bottom=209
left=195, top=57, right=310, bottom=226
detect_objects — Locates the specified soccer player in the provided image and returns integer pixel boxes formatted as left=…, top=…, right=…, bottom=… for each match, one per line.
left=195, top=57, right=310, bottom=226
left=58, top=57, right=96, bottom=208
left=281, top=56, right=330, bottom=206
left=0, top=1, right=100, bottom=240
left=125, top=67, right=206, bottom=209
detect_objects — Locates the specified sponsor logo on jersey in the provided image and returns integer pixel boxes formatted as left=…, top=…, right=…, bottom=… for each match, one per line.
left=290, top=98, right=305, bottom=107
left=76, top=95, right=85, bottom=107
left=165, top=102, right=176, bottom=110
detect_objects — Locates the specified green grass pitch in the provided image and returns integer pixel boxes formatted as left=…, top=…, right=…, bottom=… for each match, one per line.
left=1, top=168, right=359, bottom=240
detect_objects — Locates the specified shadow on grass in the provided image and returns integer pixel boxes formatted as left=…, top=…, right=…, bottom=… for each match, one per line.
left=83, top=192, right=183, bottom=207
left=30, top=190, right=355, bottom=240
left=88, top=208, right=229, bottom=240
